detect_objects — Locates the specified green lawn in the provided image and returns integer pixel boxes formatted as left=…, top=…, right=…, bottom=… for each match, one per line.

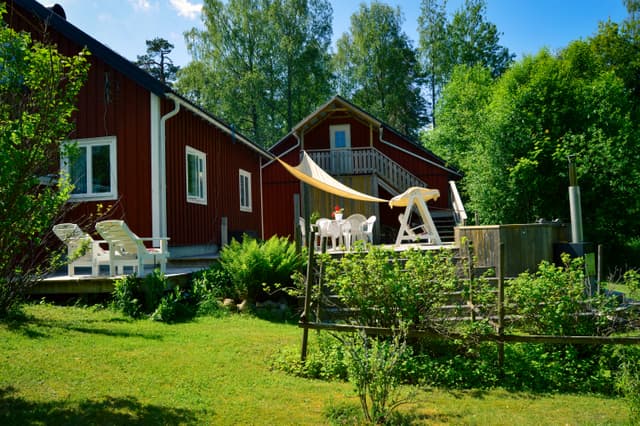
left=0, top=304, right=632, bottom=425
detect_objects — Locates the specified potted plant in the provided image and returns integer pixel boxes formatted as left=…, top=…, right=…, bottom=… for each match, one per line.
left=331, top=205, right=344, bottom=221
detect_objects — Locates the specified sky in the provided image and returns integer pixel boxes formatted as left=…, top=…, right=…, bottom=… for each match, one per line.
left=51, top=0, right=629, bottom=69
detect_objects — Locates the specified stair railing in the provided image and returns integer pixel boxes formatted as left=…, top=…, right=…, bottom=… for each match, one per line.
left=449, top=180, right=467, bottom=225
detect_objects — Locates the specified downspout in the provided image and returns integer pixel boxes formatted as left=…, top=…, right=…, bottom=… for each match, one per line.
left=260, top=159, right=264, bottom=240
left=158, top=96, right=180, bottom=241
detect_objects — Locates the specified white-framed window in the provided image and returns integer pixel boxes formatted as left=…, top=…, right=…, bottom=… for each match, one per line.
left=61, top=136, right=117, bottom=201
left=330, top=124, right=351, bottom=149
left=330, top=124, right=352, bottom=174
left=239, top=169, right=252, bottom=212
left=186, top=146, right=207, bottom=205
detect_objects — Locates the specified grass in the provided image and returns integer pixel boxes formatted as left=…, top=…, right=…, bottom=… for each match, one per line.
left=0, top=303, right=633, bottom=425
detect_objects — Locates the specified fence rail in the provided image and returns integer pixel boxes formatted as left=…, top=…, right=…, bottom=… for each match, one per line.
left=299, top=237, right=640, bottom=362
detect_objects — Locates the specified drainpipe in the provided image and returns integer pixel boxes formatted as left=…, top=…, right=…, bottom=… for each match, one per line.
left=158, top=96, right=180, bottom=241
left=567, top=155, right=583, bottom=243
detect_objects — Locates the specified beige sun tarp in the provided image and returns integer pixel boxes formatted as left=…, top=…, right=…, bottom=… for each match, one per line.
left=277, top=151, right=387, bottom=203
left=388, top=186, right=440, bottom=208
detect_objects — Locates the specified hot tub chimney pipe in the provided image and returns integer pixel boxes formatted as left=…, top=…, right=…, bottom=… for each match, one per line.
left=568, top=155, right=583, bottom=243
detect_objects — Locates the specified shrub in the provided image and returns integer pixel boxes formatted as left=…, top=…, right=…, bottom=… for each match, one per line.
left=151, top=286, right=197, bottom=323
left=112, top=274, right=143, bottom=318
left=322, top=247, right=484, bottom=331
left=506, top=254, right=617, bottom=336
left=219, top=235, right=305, bottom=302
left=270, top=332, right=348, bottom=381
left=340, top=327, right=414, bottom=424
left=191, top=261, right=240, bottom=301
left=111, top=270, right=167, bottom=319
left=615, top=347, right=640, bottom=424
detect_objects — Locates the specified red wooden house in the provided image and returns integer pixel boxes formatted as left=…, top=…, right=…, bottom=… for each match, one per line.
left=7, top=0, right=272, bottom=257
left=262, top=95, right=463, bottom=243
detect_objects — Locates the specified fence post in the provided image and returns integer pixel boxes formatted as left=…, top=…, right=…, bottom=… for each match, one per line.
left=466, top=239, right=475, bottom=323
left=498, top=242, right=505, bottom=371
left=300, top=230, right=316, bottom=361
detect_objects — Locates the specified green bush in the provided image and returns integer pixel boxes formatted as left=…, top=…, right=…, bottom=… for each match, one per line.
left=219, top=235, right=305, bottom=302
left=506, top=254, right=617, bottom=336
left=111, top=274, right=143, bottom=318
left=270, top=332, right=348, bottom=381
left=615, top=346, right=640, bottom=424
left=341, top=328, right=414, bottom=424
left=112, top=270, right=177, bottom=321
left=322, top=247, right=485, bottom=330
left=191, top=262, right=240, bottom=301
left=151, top=287, right=197, bottom=323
left=111, top=265, right=237, bottom=322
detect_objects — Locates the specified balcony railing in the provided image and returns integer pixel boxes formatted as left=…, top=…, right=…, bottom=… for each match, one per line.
left=307, top=148, right=426, bottom=193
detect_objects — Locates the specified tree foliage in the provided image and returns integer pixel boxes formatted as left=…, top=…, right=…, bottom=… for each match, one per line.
left=176, top=0, right=333, bottom=147
left=0, top=6, right=89, bottom=315
left=418, top=0, right=513, bottom=125
left=333, top=1, right=426, bottom=137
left=424, top=5, right=640, bottom=268
left=135, top=37, right=180, bottom=86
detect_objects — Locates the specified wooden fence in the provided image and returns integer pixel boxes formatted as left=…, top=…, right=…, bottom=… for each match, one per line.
left=299, top=236, right=640, bottom=363
left=455, top=222, right=571, bottom=277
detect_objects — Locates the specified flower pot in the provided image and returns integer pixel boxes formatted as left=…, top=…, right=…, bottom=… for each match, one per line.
left=334, top=213, right=343, bottom=221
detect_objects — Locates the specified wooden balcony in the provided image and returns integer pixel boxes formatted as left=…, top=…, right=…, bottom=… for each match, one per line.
left=307, top=148, right=426, bottom=193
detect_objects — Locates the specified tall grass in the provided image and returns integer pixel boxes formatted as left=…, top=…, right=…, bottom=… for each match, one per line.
left=0, top=304, right=632, bottom=425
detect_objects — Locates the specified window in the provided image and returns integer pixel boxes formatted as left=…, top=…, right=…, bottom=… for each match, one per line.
left=239, top=169, right=252, bottom=212
left=186, top=146, right=207, bottom=204
left=329, top=124, right=352, bottom=174
left=330, top=124, right=351, bottom=149
left=61, top=136, right=117, bottom=201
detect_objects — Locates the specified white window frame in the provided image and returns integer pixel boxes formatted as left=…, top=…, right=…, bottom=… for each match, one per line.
left=186, top=146, right=207, bottom=205
left=61, top=136, right=118, bottom=201
left=239, top=169, right=252, bottom=212
left=330, top=124, right=351, bottom=149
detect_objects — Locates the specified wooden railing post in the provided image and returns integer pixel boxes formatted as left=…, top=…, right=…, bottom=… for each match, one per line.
left=498, top=242, right=505, bottom=371
left=300, top=230, right=316, bottom=361
left=466, top=239, right=475, bottom=323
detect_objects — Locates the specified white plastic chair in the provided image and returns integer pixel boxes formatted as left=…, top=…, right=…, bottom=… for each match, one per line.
left=343, top=214, right=366, bottom=250
left=95, top=220, right=170, bottom=276
left=53, top=223, right=109, bottom=276
left=316, top=218, right=343, bottom=251
left=298, top=217, right=307, bottom=247
left=363, top=215, right=377, bottom=244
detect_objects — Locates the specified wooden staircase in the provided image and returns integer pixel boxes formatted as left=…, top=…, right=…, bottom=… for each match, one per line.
left=432, top=211, right=457, bottom=243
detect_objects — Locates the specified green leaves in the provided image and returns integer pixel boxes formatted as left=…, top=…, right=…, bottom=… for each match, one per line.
left=333, top=2, right=426, bottom=137
left=0, top=6, right=89, bottom=315
left=218, top=234, right=305, bottom=302
left=322, top=247, right=461, bottom=329
left=177, top=0, right=333, bottom=147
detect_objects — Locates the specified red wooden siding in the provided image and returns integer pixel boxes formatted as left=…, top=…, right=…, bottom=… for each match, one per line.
left=164, top=102, right=263, bottom=247
left=6, top=7, right=153, bottom=236
left=6, top=3, right=265, bottom=250
left=262, top=148, right=300, bottom=239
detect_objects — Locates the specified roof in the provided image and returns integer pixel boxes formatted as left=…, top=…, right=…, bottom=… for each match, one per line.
left=11, top=0, right=272, bottom=160
left=270, top=95, right=462, bottom=178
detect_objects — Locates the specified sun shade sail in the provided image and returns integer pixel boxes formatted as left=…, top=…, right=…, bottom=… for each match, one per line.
left=277, top=151, right=387, bottom=203
left=388, top=187, right=440, bottom=208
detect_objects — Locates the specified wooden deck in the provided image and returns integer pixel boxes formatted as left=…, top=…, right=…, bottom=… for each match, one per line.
left=32, top=254, right=219, bottom=295
left=32, top=242, right=457, bottom=296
